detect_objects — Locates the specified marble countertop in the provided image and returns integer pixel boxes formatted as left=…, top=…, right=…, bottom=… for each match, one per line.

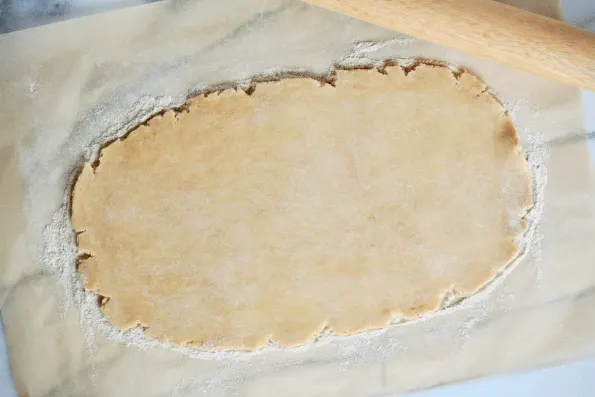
left=0, top=0, right=161, bottom=34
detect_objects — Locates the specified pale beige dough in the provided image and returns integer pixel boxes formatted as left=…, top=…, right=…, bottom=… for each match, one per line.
left=71, top=64, right=533, bottom=350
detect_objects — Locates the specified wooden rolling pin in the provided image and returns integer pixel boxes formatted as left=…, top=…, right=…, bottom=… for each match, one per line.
left=303, top=0, right=595, bottom=91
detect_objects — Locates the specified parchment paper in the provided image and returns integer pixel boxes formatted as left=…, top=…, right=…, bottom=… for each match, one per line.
left=1, top=1, right=594, bottom=396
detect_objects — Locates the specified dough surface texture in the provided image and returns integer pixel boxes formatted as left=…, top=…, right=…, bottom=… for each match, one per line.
left=72, top=65, right=533, bottom=350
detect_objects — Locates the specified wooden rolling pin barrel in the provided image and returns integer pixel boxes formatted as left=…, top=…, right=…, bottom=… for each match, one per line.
left=304, top=0, right=595, bottom=91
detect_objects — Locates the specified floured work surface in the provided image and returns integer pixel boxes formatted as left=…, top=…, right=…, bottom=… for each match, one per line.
left=72, top=65, right=532, bottom=350
left=1, top=0, right=595, bottom=396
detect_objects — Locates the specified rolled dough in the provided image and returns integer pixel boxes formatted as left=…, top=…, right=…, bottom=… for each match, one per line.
left=71, top=64, right=533, bottom=351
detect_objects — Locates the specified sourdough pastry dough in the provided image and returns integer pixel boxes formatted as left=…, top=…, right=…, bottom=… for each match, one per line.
left=72, top=65, right=533, bottom=350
